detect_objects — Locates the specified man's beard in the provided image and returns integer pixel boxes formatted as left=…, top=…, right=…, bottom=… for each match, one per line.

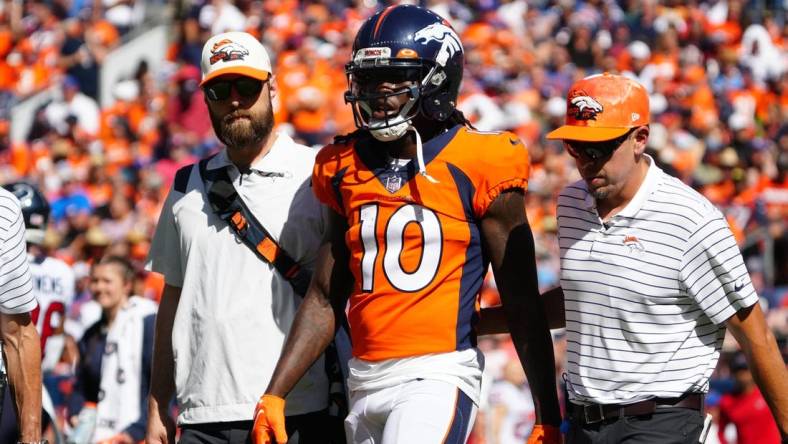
left=591, top=189, right=609, bottom=200
left=211, top=104, right=274, bottom=149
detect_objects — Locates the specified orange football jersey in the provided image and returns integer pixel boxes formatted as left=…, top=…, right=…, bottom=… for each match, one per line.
left=312, top=125, right=530, bottom=361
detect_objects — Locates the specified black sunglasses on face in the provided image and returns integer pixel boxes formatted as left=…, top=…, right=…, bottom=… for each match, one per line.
left=564, top=129, right=635, bottom=161
left=204, top=77, right=265, bottom=101
left=352, top=67, right=423, bottom=86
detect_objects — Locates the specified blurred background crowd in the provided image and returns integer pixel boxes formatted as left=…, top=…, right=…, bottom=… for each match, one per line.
left=0, top=0, right=786, bottom=443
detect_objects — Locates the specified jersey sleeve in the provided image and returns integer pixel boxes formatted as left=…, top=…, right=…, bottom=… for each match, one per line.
left=311, top=144, right=348, bottom=216
left=471, top=132, right=530, bottom=218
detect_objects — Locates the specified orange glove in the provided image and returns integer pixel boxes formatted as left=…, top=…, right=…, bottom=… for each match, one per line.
left=252, top=394, right=288, bottom=444
left=526, top=424, right=562, bottom=444
left=95, top=433, right=134, bottom=444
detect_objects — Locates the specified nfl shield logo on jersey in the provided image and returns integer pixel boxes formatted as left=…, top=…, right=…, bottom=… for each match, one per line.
left=385, top=175, right=403, bottom=193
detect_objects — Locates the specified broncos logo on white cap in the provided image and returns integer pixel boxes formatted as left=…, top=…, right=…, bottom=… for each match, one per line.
left=209, top=39, right=250, bottom=65
left=414, top=22, right=462, bottom=67
left=569, top=95, right=604, bottom=120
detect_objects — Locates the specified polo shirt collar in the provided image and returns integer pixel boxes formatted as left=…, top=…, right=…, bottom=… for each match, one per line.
left=615, top=154, right=663, bottom=219
left=206, top=132, right=291, bottom=174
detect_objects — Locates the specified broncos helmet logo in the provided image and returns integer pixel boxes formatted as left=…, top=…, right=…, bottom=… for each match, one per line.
left=209, top=39, right=250, bottom=65
left=414, top=21, right=463, bottom=67
left=569, top=95, right=604, bottom=120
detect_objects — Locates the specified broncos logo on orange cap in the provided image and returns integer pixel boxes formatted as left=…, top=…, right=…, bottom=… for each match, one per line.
left=569, top=93, right=604, bottom=121
left=209, top=39, right=250, bottom=65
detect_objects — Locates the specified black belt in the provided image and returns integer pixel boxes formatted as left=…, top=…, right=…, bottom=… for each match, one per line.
left=571, top=393, right=704, bottom=425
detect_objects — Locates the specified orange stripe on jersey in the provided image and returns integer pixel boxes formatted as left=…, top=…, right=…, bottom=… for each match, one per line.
left=373, top=6, right=397, bottom=40
left=312, top=126, right=530, bottom=361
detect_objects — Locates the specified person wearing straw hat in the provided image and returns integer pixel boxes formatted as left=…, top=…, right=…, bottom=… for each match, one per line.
left=146, top=31, right=334, bottom=444
left=544, top=73, right=788, bottom=443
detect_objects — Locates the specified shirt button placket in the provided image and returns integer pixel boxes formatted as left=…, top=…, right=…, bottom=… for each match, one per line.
left=590, top=217, right=607, bottom=260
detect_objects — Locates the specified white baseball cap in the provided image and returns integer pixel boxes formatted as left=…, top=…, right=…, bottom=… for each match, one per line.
left=200, top=31, right=272, bottom=86
left=627, top=41, right=651, bottom=60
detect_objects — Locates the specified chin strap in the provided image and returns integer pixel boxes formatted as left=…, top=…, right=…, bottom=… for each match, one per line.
left=410, top=126, right=439, bottom=184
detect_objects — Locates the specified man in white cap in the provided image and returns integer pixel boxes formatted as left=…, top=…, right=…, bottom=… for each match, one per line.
left=145, top=31, right=334, bottom=444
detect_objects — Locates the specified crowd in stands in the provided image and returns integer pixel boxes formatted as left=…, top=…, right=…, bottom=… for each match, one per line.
left=0, top=0, right=785, bottom=442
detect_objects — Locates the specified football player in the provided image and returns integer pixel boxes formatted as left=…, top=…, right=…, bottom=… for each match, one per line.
left=252, top=5, right=560, bottom=444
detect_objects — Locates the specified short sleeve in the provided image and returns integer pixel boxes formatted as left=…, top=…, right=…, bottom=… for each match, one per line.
left=472, top=132, right=530, bottom=218
left=311, top=145, right=346, bottom=216
left=0, top=196, right=36, bottom=314
left=680, top=211, right=758, bottom=325
left=145, top=188, right=184, bottom=287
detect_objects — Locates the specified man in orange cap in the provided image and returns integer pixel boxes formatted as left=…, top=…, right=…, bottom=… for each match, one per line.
left=544, top=73, right=788, bottom=443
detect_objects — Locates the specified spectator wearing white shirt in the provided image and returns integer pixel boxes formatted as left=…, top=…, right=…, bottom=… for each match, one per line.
left=44, top=75, right=100, bottom=137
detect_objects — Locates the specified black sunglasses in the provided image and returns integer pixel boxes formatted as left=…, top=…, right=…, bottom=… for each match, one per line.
left=564, top=129, right=635, bottom=161
left=351, top=67, right=423, bottom=85
left=204, top=77, right=265, bottom=101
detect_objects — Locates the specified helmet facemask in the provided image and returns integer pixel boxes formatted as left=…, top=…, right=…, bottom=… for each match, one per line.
left=345, top=59, right=449, bottom=141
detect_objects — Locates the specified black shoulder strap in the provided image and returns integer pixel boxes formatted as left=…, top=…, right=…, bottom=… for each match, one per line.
left=197, top=157, right=311, bottom=296
left=173, top=164, right=194, bottom=194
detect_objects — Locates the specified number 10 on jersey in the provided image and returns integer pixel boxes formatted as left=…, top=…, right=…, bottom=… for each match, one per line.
left=359, top=203, right=443, bottom=293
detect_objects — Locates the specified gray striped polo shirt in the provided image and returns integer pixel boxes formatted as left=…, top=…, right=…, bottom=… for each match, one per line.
left=556, top=157, right=758, bottom=404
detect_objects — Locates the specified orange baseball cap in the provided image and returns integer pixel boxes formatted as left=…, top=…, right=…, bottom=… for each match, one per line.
left=546, top=73, right=649, bottom=142
left=200, top=31, right=272, bottom=86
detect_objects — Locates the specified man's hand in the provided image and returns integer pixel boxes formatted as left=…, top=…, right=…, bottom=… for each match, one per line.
left=252, top=395, right=287, bottom=444
left=1, top=312, right=42, bottom=442
left=145, top=400, right=175, bottom=444
left=526, top=424, right=562, bottom=444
